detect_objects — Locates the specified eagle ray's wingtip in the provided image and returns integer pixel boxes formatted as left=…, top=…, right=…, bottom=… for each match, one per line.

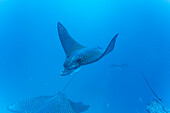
left=114, top=33, right=119, bottom=38
left=57, top=22, right=63, bottom=28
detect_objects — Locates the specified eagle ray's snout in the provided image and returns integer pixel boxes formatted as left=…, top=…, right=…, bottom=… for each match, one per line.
left=60, top=68, right=74, bottom=76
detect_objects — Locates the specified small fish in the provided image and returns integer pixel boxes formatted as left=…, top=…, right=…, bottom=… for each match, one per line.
left=57, top=22, right=119, bottom=76
left=109, top=64, right=128, bottom=70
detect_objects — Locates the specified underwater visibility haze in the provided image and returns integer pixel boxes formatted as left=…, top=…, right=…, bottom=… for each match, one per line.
left=0, top=0, right=170, bottom=113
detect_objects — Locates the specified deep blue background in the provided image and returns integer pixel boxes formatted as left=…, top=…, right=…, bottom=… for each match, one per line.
left=0, top=0, right=170, bottom=112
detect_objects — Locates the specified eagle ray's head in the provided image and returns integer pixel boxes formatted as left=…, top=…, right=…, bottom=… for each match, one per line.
left=61, top=56, right=81, bottom=76
left=64, top=56, right=81, bottom=70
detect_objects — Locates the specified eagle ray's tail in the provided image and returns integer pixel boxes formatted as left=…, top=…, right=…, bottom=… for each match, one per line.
left=140, top=71, right=162, bottom=102
left=61, top=75, right=76, bottom=92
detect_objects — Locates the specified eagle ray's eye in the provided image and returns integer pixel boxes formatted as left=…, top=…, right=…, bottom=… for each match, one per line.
left=77, top=59, right=81, bottom=64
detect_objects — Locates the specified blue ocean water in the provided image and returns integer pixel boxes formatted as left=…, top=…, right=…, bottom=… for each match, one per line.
left=0, top=0, right=170, bottom=112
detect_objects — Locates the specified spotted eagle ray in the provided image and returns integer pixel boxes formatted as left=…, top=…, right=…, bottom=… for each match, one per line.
left=141, top=71, right=170, bottom=113
left=57, top=22, right=119, bottom=76
left=7, top=77, right=89, bottom=113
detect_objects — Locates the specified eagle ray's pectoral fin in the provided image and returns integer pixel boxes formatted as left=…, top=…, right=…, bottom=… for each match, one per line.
left=57, top=22, right=85, bottom=58
left=79, top=33, right=119, bottom=65
left=68, top=99, right=90, bottom=113
left=94, top=33, right=119, bottom=62
left=102, top=33, right=119, bottom=57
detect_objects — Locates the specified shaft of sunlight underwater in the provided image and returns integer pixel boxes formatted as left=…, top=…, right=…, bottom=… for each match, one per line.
left=0, top=0, right=170, bottom=113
